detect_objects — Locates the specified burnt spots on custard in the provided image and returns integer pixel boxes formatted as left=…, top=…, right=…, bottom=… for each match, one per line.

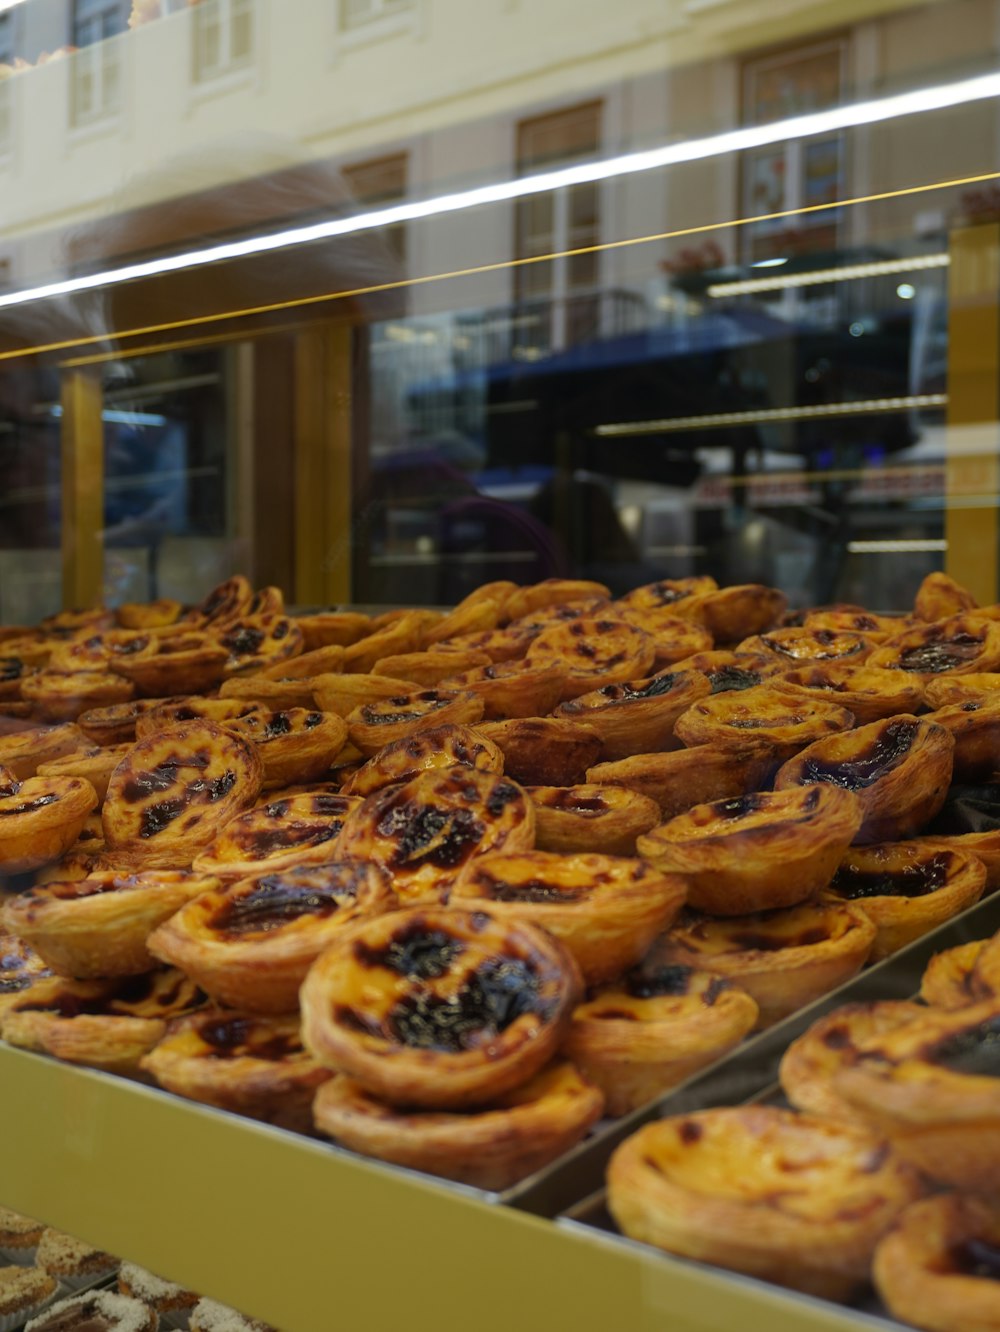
left=730, top=713, right=805, bottom=729
left=263, top=800, right=290, bottom=819
left=486, top=781, right=522, bottom=816
left=204, top=770, right=237, bottom=802
left=0, top=794, right=59, bottom=816
left=821, top=1024, right=853, bottom=1050
left=714, top=793, right=766, bottom=821
left=709, top=667, right=763, bottom=694
left=362, top=701, right=420, bottom=725
left=608, top=673, right=680, bottom=702
left=802, top=787, right=822, bottom=812
left=704, top=977, right=730, bottom=1006
left=925, top=1014, right=1000, bottom=1077
left=263, top=713, right=293, bottom=739
left=594, top=1007, right=638, bottom=1021
left=949, top=1238, right=1000, bottom=1280
left=210, top=879, right=343, bottom=943
left=222, top=625, right=266, bottom=656
left=625, top=964, right=694, bottom=999
left=305, top=712, right=324, bottom=729
left=539, top=790, right=608, bottom=816
left=139, top=798, right=186, bottom=838
left=17, top=986, right=116, bottom=1018
left=728, top=925, right=830, bottom=951
left=962, top=701, right=984, bottom=713
left=0, top=974, right=34, bottom=995
left=801, top=718, right=920, bottom=791
left=0, top=659, right=23, bottom=682
left=378, top=802, right=485, bottom=868
left=335, top=1004, right=384, bottom=1038
left=355, top=922, right=465, bottom=980
left=0, top=779, right=19, bottom=799
left=387, top=955, right=547, bottom=1051
left=482, top=876, right=588, bottom=904
left=678, top=1120, right=703, bottom=1145
left=831, top=853, right=951, bottom=900
left=198, top=1014, right=301, bottom=1061
left=273, top=620, right=290, bottom=640
left=242, top=814, right=339, bottom=858
left=899, top=633, right=985, bottom=674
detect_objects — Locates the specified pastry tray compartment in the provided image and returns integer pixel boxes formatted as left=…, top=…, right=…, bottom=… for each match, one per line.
left=534, top=892, right=1000, bottom=1331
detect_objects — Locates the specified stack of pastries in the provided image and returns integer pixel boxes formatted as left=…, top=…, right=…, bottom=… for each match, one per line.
left=0, top=569, right=999, bottom=1206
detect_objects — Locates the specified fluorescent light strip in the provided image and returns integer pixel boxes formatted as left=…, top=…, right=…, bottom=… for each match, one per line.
left=708, top=252, right=950, bottom=297
left=3, top=70, right=1000, bottom=312
left=50, top=406, right=167, bottom=426
left=594, top=394, right=947, bottom=437
left=848, top=539, right=948, bottom=553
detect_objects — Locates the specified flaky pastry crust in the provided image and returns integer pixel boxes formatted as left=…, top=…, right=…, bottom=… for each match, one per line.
left=226, top=707, right=348, bottom=787
left=674, top=684, right=855, bottom=765
left=920, top=940, right=992, bottom=1009
left=0, top=774, right=98, bottom=874
left=528, top=783, right=661, bottom=855
left=346, top=723, right=504, bottom=798
left=190, top=791, right=361, bottom=881
left=777, top=663, right=924, bottom=726
left=555, top=668, right=711, bottom=760
left=345, top=688, right=485, bottom=757
left=313, top=1059, right=603, bottom=1190
left=475, top=717, right=602, bottom=787
left=587, top=746, right=773, bottom=820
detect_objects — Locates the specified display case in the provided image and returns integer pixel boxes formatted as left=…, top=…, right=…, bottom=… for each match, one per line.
left=3, top=1, right=1000, bottom=1329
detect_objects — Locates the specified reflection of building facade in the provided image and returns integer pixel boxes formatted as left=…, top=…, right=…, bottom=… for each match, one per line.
left=1, top=0, right=998, bottom=618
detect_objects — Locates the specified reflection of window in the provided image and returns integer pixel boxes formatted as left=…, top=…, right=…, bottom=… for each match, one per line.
left=71, top=0, right=128, bottom=125
left=741, top=40, right=846, bottom=265
left=192, top=0, right=254, bottom=83
left=342, top=152, right=408, bottom=264
left=515, top=101, right=602, bottom=352
left=0, top=14, right=13, bottom=64
left=339, top=0, right=414, bottom=31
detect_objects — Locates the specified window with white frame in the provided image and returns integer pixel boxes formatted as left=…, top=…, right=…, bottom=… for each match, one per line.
left=339, top=0, right=415, bottom=33
left=514, top=100, right=603, bottom=353
left=192, top=0, right=255, bottom=83
left=71, top=0, right=129, bottom=126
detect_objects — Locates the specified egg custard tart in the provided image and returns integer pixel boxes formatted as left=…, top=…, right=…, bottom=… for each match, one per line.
left=501, top=578, right=611, bottom=623
left=475, top=717, right=603, bottom=787
left=313, top=1058, right=602, bottom=1190
left=776, top=663, right=925, bottom=726
left=295, top=610, right=371, bottom=651
left=960, top=931, right=1000, bottom=1007
left=738, top=626, right=876, bottom=668
left=336, top=766, right=535, bottom=903
left=149, top=860, right=392, bottom=1012
left=607, top=1106, right=922, bottom=1301
left=217, top=672, right=317, bottom=712
left=587, top=746, right=773, bottom=821
left=373, top=649, right=491, bottom=688
left=615, top=576, right=718, bottom=618
left=340, top=612, right=432, bottom=673
left=0, top=774, right=98, bottom=874
left=346, top=722, right=503, bottom=799
left=666, top=649, right=786, bottom=694
left=191, top=791, right=361, bottom=880
left=920, top=940, right=992, bottom=1009
left=135, top=696, right=265, bottom=738
left=310, top=672, right=420, bottom=718
left=683, top=583, right=788, bottom=643
left=1, top=968, right=206, bottom=1075
left=637, top=786, right=862, bottom=916
left=225, top=708, right=348, bottom=788
left=873, top=1193, right=1000, bottom=1332
left=434, top=659, right=566, bottom=720
left=217, top=613, right=304, bottom=677
left=0, top=933, right=52, bottom=1018
left=914, top=570, right=980, bottom=621
left=0, top=724, right=87, bottom=780
left=528, top=784, right=661, bottom=855
left=37, top=743, right=131, bottom=802
left=779, top=1000, right=927, bottom=1122
left=609, top=610, right=714, bottom=670
left=345, top=689, right=485, bottom=758
left=3, top=869, right=219, bottom=978
left=524, top=617, right=655, bottom=701
left=554, top=669, right=711, bottom=761
left=421, top=598, right=505, bottom=645
left=869, top=613, right=1000, bottom=680
left=926, top=696, right=1000, bottom=781
left=21, top=670, right=135, bottom=723
left=673, top=685, right=854, bottom=765
left=301, top=906, right=581, bottom=1108
left=141, top=1009, right=333, bottom=1131
left=450, top=850, right=687, bottom=985
left=925, top=673, right=1000, bottom=709
left=183, top=574, right=255, bottom=628
left=802, top=607, right=907, bottom=638
left=564, top=964, right=758, bottom=1116
left=116, top=597, right=182, bottom=631
left=107, top=631, right=229, bottom=697
left=0, top=655, right=37, bottom=703
left=823, top=843, right=986, bottom=961
left=652, top=900, right=876, bottom=1028
left=832, top=1000, right=1000, bottom=1190
left=102, top=720, right=263, bottom=868
left=774, top=714, right=954, bottom=843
